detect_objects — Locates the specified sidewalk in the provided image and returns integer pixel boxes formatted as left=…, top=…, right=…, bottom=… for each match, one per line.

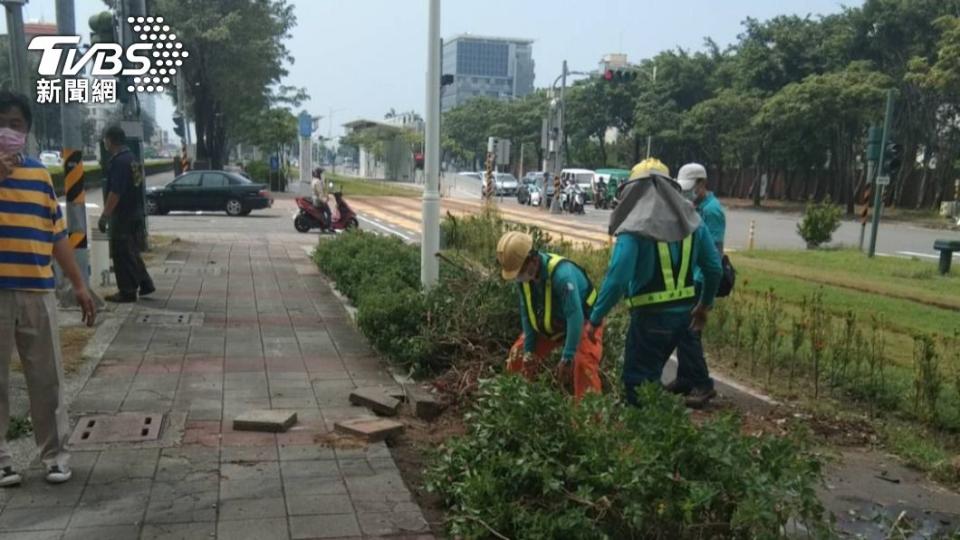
left=0, top=239, right=432, bottom=539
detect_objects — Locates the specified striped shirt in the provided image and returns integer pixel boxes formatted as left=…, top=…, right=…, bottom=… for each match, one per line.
left=0, top=157, right=66, bottom=290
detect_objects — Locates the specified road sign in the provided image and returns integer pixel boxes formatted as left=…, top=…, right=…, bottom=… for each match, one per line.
left=876, top=175, right=890, bottom=186
left=298, top=112, right=313, bottom=138
left=269, top=155, right=280, bottom=172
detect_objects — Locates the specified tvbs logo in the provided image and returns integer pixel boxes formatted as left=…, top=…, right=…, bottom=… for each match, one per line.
left=28, top=16, right=187, bottom=96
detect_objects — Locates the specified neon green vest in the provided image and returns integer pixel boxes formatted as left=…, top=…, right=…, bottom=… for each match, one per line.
left=625, top=236, right=696, bottom=308
left=521, top=254, right=597, bottom=339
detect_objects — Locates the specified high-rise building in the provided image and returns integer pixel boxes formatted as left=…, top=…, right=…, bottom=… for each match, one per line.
left=441, top=34, right=534, bottom=112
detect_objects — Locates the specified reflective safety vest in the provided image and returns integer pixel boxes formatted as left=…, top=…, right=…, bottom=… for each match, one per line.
left=624, top=235, right=696, bottom=309
left=522, top=254, right=598, bottom=339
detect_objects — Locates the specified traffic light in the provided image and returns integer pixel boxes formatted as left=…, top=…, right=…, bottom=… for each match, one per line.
left=883, top=142, right=903, bottom=176
left=440, top=74, right=454, bottom=87
left=173, top=115, right=185, bottom=139
left=603, top=69, right=638, bottom=83
left=89, top=11, right=116, bottom=44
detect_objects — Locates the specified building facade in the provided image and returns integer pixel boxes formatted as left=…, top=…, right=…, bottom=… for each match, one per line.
left=441, top=35, right=534, bottom=112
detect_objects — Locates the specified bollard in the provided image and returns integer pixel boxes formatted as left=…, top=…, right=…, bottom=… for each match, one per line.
left=748, top=220, right=756, bottom=250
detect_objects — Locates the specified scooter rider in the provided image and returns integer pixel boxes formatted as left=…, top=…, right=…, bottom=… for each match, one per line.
left=311, top=168, right=332, bottom=229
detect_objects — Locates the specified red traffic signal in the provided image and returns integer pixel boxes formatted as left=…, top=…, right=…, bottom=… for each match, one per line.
left=603, top=69, right=638, bottom=83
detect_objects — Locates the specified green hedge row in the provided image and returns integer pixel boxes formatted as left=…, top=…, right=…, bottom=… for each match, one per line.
left=51, top=160, right=175, bottom=196
left=313, top=215, right=830, bottom=539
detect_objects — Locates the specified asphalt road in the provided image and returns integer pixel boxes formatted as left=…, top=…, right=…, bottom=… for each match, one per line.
left=435, top=174, right=960, bottom=259
left=74, top=171, right=958, bottom=259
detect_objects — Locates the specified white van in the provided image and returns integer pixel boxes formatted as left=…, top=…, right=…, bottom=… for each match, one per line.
left=560, top=168, right=595, bottom=202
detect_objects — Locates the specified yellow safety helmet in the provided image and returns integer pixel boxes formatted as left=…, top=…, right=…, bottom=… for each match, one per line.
left=496, top=231, right=534, bottom=280
left=628, top=158, right=670, bottom=180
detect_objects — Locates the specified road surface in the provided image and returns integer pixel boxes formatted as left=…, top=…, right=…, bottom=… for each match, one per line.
left=361, top=174, right=959, bottom=259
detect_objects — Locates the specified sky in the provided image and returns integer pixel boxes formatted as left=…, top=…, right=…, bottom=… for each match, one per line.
left=4, top=0, right=854, bottom=140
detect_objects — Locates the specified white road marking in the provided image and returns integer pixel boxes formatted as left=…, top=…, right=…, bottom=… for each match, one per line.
left=896, top=251, right=940, bottom=260
left=357, top=215, right=414, bottom=243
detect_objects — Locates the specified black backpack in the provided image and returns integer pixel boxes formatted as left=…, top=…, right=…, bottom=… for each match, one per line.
left=716, top=254, right=736, bottom=298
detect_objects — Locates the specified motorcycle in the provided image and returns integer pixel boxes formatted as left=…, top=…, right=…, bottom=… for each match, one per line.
left=293, top=191, right=359, bottom=233
left=594, top=181, right=609, bottom=210
left=561, top=184, right=585, bottom=215
left=527, top=184, right=543, bottom=207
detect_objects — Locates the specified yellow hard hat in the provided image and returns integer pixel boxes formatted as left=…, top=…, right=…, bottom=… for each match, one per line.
left=628, top=158, right=670, bottom=180
left=497, top=231, right=534, bottom=280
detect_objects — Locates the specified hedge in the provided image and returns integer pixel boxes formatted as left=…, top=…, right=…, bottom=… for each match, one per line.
left=51, top=159, right=175, bottom=196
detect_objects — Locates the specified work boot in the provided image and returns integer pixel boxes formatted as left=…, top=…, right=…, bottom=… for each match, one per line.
left=104, top=292, right=137, bottom=303
left=684, top=386, right=717, bottom=409
left=664, top=378, right=692, bottom=396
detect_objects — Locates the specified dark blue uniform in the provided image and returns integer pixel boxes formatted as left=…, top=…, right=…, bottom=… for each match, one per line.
left=105, top=147, right=152, bottom=297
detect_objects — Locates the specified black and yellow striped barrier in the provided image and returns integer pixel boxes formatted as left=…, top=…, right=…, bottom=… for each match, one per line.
left=63, top=148, right=87, bottom=250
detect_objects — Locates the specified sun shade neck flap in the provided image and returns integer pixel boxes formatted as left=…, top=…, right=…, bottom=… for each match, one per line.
left=608, top=174, right=701, bottom=242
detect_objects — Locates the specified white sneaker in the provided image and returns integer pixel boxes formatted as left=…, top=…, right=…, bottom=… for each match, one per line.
left=45, top=465, right=71, bottom=484
left=0, top=466, right=22, bottom=487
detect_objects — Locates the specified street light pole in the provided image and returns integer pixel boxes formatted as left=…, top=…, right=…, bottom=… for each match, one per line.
left=646, top=64, right=657, bottom=158
left=868, top=89, right=896, bottom=258
left=421, top=0, right=441, bottom=289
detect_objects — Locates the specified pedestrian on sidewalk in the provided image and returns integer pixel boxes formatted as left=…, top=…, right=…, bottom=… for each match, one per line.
left=497, top=231, right=603, bottom=400
left=98, top=125, right=154, bottom=303
left=586, top=158, right=722, bottom=408
left=0, top=91, right=96, bottom=487
left=665, top=163, right=728, bottom=405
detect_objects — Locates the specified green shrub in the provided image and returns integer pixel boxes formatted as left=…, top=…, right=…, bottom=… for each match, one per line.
left=314, top=231, right=420, bottom=303
left=427, top=377, right=829, bottom=539
left=356, top=283, right=429, bottom=368
left=244, top=160, right=271, bottom=183
left=797, top=197, right=843, bottom=249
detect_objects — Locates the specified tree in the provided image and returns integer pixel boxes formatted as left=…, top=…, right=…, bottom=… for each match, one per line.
left=154, top=0, right=306, bottom=169
left=754, top=63, right=890, bottom=211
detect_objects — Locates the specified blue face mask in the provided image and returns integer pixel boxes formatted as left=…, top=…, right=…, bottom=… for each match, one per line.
left=682, top=190, right=696, bottom=202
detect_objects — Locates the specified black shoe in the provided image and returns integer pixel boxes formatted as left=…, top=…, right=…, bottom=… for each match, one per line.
left=0, top=466, right=22, bottom=487
left=684, top=387, right=717, bottom=409
left=139, top=283, right=156, bottom=296
left=104, top=292, right=137, bottom=303
left=664, top=379, right=692, bottom=396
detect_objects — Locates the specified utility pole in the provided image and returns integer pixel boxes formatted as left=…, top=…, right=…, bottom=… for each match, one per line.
left=3, top=0, right=37, bottom=154
left=54, top=0, right=100, bottom=307
left=421, top=0, right=441, bottom=289
left=868, top=89, right=896, bottom=258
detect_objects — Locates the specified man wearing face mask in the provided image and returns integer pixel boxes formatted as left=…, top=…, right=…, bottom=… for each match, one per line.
left=98, top=125, right=153, bottom=303
left=0, top=91, right=97, bottom=487
left=664, top=163, right=727, bottom=406
left=677, top=163, right=725, bottom=253
left=497, top=231, right=603, bottom=400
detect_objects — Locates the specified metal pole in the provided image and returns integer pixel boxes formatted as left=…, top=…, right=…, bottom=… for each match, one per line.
left=4, top=1, right=36, bottom=154
left=54, top=0, right=101, bottom=307
left=551, top=61, right=567, bottom=215
left=559, top=60, right=567, bottom=171
left=868, top=89, right=895, bottom=258
left=421, top=0, right=441, bottom=289
left=859, top=160, right=874, bottom=251
left=646, top=64, right=657, bottom=159
left=518, top=142, right=524, bottom=179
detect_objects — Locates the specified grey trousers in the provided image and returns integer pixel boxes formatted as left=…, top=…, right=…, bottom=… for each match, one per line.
left=0, top=290, right=70, bottom=469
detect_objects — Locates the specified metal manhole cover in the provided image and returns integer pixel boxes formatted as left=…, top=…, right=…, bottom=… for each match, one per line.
left=162, top=267, right=222, bottom=276
left=69, top=413, right=164, bottom=445
left=136, top=312, right=200, bottom=326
